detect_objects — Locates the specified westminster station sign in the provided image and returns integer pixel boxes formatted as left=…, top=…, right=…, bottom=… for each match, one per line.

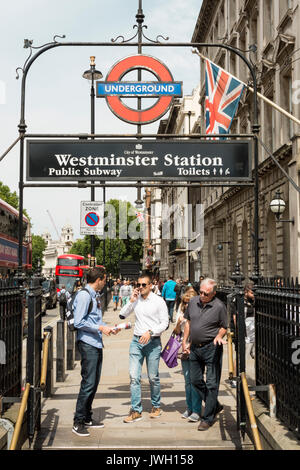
left=26, top=140, right=252, bottom=182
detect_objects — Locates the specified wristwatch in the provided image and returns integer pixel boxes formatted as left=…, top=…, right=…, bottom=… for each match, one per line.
left=148, top=330, right=154, bottom=337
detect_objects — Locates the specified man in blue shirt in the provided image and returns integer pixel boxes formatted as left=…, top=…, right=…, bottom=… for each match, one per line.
left=161, top=275, right=177, bottom=323
left=72, top=267, right=118, bottom=437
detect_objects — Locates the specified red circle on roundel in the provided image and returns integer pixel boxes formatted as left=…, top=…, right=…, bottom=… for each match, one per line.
left=85, top=212, right=99, bottom=227
left=105, top=55, right=174, bottom=125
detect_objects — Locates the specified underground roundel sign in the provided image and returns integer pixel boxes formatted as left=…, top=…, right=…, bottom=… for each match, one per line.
left=96, top=54, right=182, bottom=125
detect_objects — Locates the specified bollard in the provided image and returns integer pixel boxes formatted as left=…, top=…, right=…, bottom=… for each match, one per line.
left=66, top=328, right=75, bottom=370
left=56, top=320, right=65, bottom=382
left=43, top=326, right=53, bottom=397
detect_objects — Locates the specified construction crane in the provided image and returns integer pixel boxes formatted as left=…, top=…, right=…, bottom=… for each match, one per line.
left=46, top=209, right=60, bottom=240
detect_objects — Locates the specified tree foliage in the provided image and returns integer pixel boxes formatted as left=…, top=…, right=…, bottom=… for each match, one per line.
left=0, top=181, right=30, bottom=220
left=32, top=234, right=47, bottom=271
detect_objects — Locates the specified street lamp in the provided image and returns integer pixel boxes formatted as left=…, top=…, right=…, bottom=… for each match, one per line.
left=135, top=184, right=144, bottom=210
left=270, top=190, right=294, bottom=224
left=217, top=241, right=232, bottom=251
left=82, top=56, right=103, bottom=258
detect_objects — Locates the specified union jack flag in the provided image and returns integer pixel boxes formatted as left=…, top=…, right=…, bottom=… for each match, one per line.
left=205, top=58, right=245, bottom=135
left=135, top=210, right=144, bottom=223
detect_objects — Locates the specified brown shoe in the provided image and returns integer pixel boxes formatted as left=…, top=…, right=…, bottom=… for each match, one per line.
left=198, top=421, right=211, bottom=431
left=149, top=407, right=162, bottom=418
left=123, top=411, right=142, bottom=423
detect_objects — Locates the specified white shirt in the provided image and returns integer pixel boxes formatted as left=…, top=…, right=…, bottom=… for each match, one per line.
left=120, top=285, right=132, bottom=297
left=119, top=291, right=169, bottom=337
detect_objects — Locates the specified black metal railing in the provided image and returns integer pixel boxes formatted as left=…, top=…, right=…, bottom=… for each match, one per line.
left=255, top=278, right=300, bottom=439
left=26, top=277, right=42, bottom=446
left=0, top=279, right=23, bottom=401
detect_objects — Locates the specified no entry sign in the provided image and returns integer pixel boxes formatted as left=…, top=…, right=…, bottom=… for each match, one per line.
left=80, top=202, right=104, bottom=236
left=97, top=54, right=182, bottom=125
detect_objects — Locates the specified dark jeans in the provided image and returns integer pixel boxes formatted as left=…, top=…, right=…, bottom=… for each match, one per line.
left=59, top=304, right=66, bottom=320
left=165, top=300, right=175, bottom=322
left=74, top=340, right=103, bottom=425
left=189, top=341, right=223, bottom=424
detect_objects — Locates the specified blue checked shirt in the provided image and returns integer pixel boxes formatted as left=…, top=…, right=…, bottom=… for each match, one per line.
left=73, top=284, right=106, bottom=349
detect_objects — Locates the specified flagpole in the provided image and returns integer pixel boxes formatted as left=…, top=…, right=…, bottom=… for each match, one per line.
left=193, top=49, right=300, bottom=127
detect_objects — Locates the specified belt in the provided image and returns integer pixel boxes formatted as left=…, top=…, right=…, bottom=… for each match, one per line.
left=194, top=339, right=214, bottom=348
left=134, top=334, right=160, bottom=339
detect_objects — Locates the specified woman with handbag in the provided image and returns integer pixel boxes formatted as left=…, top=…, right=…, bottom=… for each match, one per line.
left=173, top=289, right=202, bottom=423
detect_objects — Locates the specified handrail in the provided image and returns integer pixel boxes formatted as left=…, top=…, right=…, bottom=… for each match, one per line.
left=227, top=329, right=234, bottom=380
left=240, top=372, right=263, bottom=450
left=40, top=332, right=51, bottom=391
left=9, top=383, right=30, bottom=450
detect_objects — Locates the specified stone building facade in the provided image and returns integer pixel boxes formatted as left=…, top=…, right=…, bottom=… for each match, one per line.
left=151, top=0, right=300, bottom=282
left=155, top=87, right=201, bottom=281
left=41, top=224, right=74, bottom=276
left=192, top=0, right=300, bottom=281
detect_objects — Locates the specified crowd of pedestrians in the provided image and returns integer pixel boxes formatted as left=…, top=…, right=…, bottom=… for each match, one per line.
left=70, top=269, right=237, bottom=437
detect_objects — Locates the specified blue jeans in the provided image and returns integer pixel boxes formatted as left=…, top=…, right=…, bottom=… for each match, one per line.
left=181, top=358, right=202, bottom=414
left=74, top=341, right=103, bottom=424
left=129, top=336, right=162, bottom=413
left=189, top=342, right=223, bottom=424
left=165, top=300, right=175, bottom=322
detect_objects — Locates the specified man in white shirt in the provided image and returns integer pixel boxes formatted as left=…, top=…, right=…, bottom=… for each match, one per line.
left=120, top=279, right=132, bottom=307
left=119, top=272, right=169, bottom=423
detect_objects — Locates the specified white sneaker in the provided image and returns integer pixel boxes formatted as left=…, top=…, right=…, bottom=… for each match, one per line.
left=182, top=410, right=192, bottom=419
left=72, top=423, right=90, bottom=437
left=188, top=412, right=200, bottom=422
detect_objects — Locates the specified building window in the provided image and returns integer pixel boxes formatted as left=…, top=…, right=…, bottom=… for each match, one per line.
left=249, top=14, right=258, bottom=63
left=280, top=72, right=293, bottom=142
left=263, top=0, right=274, bottom=46
left=239, top=29, right=247, bottom=83
left=264, top=90, right=274, bottom=155
left=228, top=0, right=237, bottom=32
left=219, top=2, right=225, bottom=38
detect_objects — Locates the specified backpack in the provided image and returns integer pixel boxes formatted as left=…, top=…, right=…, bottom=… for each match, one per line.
left=59, top=291, right=67, bottom=306
left=66, top=288, right=93, bottom=332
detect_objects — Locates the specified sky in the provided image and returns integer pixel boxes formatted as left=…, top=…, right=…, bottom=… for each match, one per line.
left=0, top=0, right=202, bottom=240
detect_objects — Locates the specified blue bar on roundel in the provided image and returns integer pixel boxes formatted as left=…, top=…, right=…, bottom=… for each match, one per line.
left=96, top=81, right=182, bottom=97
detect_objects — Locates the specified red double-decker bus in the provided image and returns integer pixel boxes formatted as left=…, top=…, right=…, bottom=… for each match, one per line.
left=55, top=254, right=87, bottom=292
left=55, top=254, right=104, bottom=292
left=0, top=197, right=32, bottom=275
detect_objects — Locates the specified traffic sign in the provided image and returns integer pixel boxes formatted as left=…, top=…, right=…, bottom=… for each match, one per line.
left=85, top=212, right=100, bottom=227
left=97, top=54, right=182, bottom=125
left=80, top=201, right=104, bottom=236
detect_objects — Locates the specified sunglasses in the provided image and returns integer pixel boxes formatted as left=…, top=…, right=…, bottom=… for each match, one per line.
left=199, top=290, right=212, bottom=297
left=136, top=283, right=149, bottom=288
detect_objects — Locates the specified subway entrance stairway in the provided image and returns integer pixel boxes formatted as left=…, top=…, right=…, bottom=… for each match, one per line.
left=23, top=302, right=254, bottom=451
